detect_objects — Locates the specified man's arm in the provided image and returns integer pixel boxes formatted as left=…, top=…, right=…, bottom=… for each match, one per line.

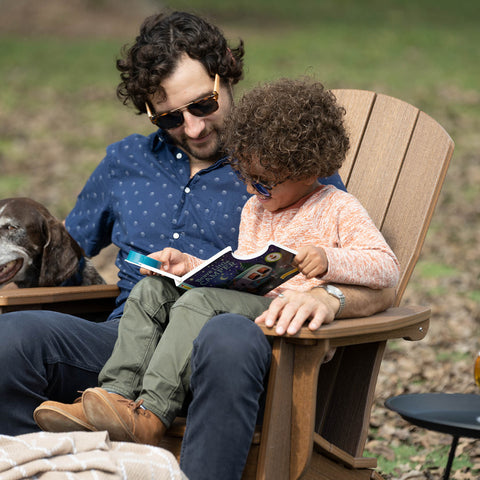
left=334, top=285, right=396, bottom=318
left=255, top=286, right=396, bottom=336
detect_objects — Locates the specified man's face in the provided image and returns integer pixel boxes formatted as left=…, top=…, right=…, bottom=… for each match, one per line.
left=150, top=55, right=233, bottom=162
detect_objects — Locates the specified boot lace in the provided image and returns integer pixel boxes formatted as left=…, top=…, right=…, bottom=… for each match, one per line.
left=119, top=398, right=150, bottom=416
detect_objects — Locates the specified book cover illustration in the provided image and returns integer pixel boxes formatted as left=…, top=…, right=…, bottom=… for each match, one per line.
left=126, top=242, right=299, bottom=296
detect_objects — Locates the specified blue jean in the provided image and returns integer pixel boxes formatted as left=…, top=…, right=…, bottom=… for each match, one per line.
left=0, top=310, right=272, bottom=480
left=180, top=314, right=272, bottom=480
left=0, top=310, right=119, bottom=435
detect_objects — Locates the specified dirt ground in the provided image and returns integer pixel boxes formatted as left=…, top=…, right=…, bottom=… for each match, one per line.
left=1, top=1, right=479, bottom=478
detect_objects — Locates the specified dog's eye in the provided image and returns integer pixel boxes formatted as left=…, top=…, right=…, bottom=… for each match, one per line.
left=2, top=224, right=18, bottom=231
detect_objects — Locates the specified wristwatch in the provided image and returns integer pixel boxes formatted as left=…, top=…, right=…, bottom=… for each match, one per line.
left=316, top=284, right=346, bottom=318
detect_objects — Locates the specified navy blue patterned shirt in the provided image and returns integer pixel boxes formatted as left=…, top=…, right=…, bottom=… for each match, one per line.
left=65, top=130, right=345, bottom=320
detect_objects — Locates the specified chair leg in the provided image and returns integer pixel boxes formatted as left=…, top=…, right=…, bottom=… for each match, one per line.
left=256, top=338, right=332, bottom=479
left=256, top=337, right=295, bottom=479
left=290, top=340, right=333, bottom=478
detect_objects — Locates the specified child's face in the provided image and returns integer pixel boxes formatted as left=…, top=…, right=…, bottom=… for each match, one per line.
left=243, top=163, right=319, bottom=212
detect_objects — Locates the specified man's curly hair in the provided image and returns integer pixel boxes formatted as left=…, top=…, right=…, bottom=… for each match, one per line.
left=224, top=78, right=350, bottom=181
left=116, top=11, right=245, bottom=113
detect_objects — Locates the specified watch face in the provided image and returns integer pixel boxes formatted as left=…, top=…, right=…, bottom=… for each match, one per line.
left=326, top=285, right=343, bottom=298
left=324, top=285, right=346, bottom=316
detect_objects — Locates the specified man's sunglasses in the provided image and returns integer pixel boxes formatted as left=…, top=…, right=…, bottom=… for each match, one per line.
left=146, top=74, right=220, bottom=130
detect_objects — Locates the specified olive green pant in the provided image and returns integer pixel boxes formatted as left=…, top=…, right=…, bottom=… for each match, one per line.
left=98, top=275, right=273, bottom=426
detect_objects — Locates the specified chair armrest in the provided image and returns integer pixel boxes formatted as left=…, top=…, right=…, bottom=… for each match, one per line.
left=0, top=284, right=120, bottom=321
left=0, top=284, right=120, bottom=306
left=257, top=305, right=430, bottom=346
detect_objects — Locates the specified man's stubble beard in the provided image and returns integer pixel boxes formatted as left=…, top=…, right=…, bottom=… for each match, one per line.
left=166, top=126, right=225, bottom=164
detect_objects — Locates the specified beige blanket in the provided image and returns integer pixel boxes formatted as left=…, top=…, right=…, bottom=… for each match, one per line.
left=0, top=431, right=187, bottom=479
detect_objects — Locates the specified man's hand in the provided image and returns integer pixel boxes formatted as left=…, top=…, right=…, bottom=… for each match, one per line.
left=255, top=288, right=338, bottom=336
left=255, top=285, right=396, bottom=337
left=140, top=248, right=190, bottom=277
left=294, top=245, right=328, bottom=278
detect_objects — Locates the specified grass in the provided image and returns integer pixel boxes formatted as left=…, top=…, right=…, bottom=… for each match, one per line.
left=167, top=0, right=480, bottom=28
left=238, top=24, right=479, bottom=93
left=0, top=39, right=117, bottom=100
left=415, top=262, right=459, bottom=279
left=2, top=1, right=479, bottom=98
left=366, top=441, right=475, bottom=477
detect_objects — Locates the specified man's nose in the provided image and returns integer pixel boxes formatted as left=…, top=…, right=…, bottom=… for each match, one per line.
left=182, top=111, right=206, bottom=138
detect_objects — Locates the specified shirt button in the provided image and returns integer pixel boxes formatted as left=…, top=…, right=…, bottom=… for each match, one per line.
left=173, top=233, right=180, bottom=239
left=184, top=187, right=191, bottom=194
left=176, top=153, right=182, bottom=159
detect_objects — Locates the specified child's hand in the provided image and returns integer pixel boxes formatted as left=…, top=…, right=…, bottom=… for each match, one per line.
left=294, top=245, right=328, bottom=279
left=140, top=248, right=190, bottom=277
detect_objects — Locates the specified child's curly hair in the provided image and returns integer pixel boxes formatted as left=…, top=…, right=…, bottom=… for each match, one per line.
left=116, top=11, right=244, bottom=114
left=224, top=78, right=349, bottom=181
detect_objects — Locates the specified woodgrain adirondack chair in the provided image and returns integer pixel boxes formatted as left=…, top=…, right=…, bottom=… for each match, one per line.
left=0, top=89, right=454, bottom=479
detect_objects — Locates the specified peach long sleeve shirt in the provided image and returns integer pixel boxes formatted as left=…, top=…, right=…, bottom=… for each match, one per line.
left=187, top=185, right=400, bottom=296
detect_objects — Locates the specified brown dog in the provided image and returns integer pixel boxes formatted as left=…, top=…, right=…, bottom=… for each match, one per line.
left=0, top=197, right=105, bottom=288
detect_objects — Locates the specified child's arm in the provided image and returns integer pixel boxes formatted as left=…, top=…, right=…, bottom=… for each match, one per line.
left=313, top=193, right=400, bottom=289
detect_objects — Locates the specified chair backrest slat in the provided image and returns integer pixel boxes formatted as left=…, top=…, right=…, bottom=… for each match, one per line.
left=332, top=90, right=454, bottom=303
left=334, top=89, right=376, bottom=184
left=382, top=111, right=454, bottom=301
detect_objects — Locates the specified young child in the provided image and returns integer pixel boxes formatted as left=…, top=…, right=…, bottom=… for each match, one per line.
left=34, top=78, right=399, bottom=447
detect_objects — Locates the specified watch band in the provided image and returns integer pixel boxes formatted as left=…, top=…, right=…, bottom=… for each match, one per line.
left=314, top=284, right=346, bottom=318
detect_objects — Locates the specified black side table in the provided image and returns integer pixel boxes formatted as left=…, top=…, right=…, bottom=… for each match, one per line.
left=385, top=393, right=480, bottom=480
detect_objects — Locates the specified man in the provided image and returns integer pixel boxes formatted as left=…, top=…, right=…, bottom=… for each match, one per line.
left=0, top=11, right=394, bottom=480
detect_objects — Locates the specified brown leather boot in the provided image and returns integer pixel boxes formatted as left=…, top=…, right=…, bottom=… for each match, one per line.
left=82, top=387, right=166, bottom=445
left=33, top=397, right=96, bottom=432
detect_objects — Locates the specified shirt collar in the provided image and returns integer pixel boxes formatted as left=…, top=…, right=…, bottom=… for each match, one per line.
left=152, top=129, right=167, bottom=150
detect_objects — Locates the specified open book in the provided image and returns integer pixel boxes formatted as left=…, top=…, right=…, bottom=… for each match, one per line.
left=126, top=242, right=299, bottom=296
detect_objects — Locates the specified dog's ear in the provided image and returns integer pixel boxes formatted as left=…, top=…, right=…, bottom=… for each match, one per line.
left=38, top=215, right=84, bottom=287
